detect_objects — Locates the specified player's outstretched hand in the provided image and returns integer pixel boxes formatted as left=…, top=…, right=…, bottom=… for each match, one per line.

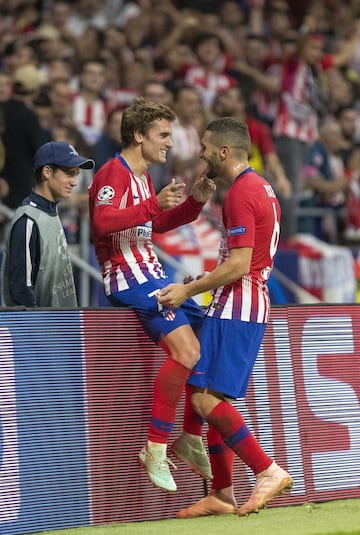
left=157, top=283, right=189, bottom=308
left=191, top=175, right=216, bottom=203
left=157, top=178, right=186, bottom=209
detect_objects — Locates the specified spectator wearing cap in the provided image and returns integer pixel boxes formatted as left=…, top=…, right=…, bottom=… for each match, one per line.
left=0, top=64, right=52, bottom=210
left=0, top=141, right=95, bottom=307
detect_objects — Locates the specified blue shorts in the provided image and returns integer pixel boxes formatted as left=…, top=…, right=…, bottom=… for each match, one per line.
left=188, top=316, right=267, bottom=399
left=108, top=279, right=204, bottom=344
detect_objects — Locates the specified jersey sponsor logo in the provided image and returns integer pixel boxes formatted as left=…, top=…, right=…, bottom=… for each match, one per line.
left=97, top=186, right=115, bottom=202
left=228, top=226, right=246, bottom=236
left=137, top=226, right=152, bottom=239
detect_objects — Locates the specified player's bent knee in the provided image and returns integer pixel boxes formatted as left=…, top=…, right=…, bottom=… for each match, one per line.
left=173, top=350, right=200, bottom=369
left=171, top=339, right=200, bottom=368
left=190, top=391, right=207, bottom=418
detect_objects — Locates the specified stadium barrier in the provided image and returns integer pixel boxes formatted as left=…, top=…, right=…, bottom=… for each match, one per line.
left=0, top=305, right=359, bottom=534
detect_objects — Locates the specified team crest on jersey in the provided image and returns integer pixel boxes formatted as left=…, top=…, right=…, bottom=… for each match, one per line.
left=261, top=266, right=271, bottom=280
left=97, top=185, right=115, bottom=203
left=162, top=307, right=176, bottom=321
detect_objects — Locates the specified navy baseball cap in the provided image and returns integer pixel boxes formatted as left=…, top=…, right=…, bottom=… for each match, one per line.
left=33, top=141, right=95, bottom=170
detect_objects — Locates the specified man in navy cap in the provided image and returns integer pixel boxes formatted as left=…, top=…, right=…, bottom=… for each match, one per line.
left=1, top=141, right=95, bottom=307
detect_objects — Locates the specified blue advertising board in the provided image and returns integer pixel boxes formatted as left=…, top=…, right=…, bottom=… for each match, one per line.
left=0, top=311, right=90, bottom=534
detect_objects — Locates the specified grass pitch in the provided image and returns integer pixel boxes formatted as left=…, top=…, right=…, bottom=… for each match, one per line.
left=30, top=498, right=360, bottom=535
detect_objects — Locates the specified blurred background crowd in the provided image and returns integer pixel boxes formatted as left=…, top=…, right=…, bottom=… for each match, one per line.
left=2, top=0, right=360, bottom=258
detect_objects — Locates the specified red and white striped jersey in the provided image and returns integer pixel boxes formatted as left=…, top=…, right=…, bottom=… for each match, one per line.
left=184, top=66, right=236, bottom=108
left=273, top=55, right=334, bottom=143
left=72, top=92, right=108, bottom=145
left=206, top=167, right=281, bottom=323
left=88, top=156, right=205, bottom=295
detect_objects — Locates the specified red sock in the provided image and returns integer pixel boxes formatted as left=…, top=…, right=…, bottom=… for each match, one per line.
left=207, top=425, right=234, bottom=490
left=149, top=359, right=191, bottom=443
left=183, top=384, right=204, bottom=436
left=206, top=401, right=272, bottom=475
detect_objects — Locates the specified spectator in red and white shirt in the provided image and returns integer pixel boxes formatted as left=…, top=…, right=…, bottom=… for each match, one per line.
left=183, top=31, right=237, bottom=109
left=71, top=58, right=109, bottom=145
left=235, top=23, right=360, bottom=239
left=170, top=84, right=203, bottom=193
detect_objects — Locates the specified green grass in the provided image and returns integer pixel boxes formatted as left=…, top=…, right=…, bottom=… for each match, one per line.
left=29, top=499, right=360, bottom=535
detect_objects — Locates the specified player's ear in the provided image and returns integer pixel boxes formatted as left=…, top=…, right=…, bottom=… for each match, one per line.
left=134, top=130, right=143, bottom=144
left=220, top=145, right=228, bottom=161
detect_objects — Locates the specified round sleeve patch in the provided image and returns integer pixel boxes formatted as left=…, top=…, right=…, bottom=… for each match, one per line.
left=97, top=185, right=115, bottom=201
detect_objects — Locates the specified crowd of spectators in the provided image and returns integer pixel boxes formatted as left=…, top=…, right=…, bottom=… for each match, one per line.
left=2, top=0, right=360, bottom=245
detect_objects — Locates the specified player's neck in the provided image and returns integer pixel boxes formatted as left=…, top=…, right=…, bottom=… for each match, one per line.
left=120, top=149, right=147, bottom=177
left=231, top=160, right=249, bottom=181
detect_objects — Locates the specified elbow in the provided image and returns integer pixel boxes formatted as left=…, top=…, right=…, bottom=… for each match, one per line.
left=234, top=261, right=251, bottom=280
left=92, top=214, right=109, bottom=237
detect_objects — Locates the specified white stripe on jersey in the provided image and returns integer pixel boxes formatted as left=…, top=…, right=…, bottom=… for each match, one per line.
left=138, top=174, right=151, bottom=199
left=25, top=219, right=34, bottom=287
left=130, top=173, right=151, bottom=202
left=72, top=95, right=86, bottom=125
left=115, top=264, right=130, bottom=291
left=264, top=290, right=270, bottom=322
left=220, top=290, right=234, bottom=319
left=103, top=260, right=111, bottom=295
left=121, top=246, right=148, bottom=284
left=206, top=287, right=220, bottom=318
left=130, top=175, right=140, bottom=204
left=141, top=244, right=164, bottom=279
left=240, top=275, right=252, bottom=322
left=257, top=284, right=265, bottom=323
left=120, top=188, right=129, bottom=208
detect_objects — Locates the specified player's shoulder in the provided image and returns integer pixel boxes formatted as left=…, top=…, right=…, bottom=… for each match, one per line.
left=239, top=169, right=276, bottom=200
left=93, top=157, right=127, bottom=184
left=242, top=168, right=268, bottom=186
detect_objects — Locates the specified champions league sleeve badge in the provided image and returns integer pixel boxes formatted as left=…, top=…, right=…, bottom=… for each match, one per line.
left=96, top=185, right=115, bottom=205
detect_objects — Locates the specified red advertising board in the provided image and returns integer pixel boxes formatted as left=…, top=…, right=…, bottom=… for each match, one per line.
left=83, top=305, right=360, bottom=523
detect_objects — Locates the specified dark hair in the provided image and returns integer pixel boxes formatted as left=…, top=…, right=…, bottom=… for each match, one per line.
left=192, top=31, right=224, bottom=53
left=334, top=104, right=357, bottom=119
left=206, top=117, right=250, bottom=154
left=121, top=97, right=175, bottom=148
left=34, top=163, right=58, bottom=183
left=79, top=57, right=106, bottom=74
left=171, top=83, right=200, bottom=103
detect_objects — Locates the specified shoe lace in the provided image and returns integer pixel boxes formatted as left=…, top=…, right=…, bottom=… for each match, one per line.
left=156, top=457, right=177, bottom=472
left=146, top=449, right=177, bottom=472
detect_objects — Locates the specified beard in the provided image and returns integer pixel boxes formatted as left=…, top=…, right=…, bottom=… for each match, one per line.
left=206, top=166, right=217, bottom=179
left=205, top=154, right=220, bottom=179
